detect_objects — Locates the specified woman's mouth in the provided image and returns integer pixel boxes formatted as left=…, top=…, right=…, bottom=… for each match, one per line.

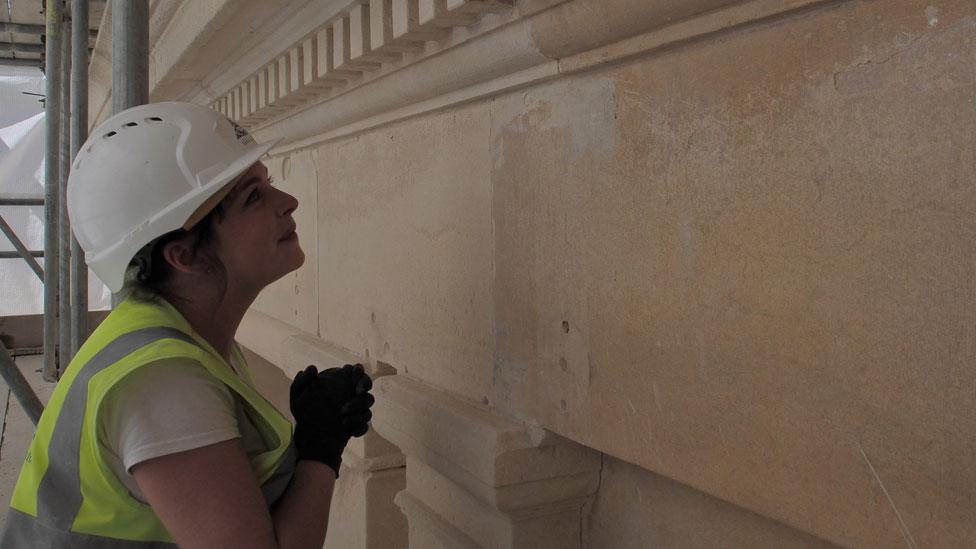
left=279, top=229, right=298, bottom=242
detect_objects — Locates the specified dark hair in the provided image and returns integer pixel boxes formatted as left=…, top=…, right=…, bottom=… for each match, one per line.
left=124, top=204, right=228, bottom=304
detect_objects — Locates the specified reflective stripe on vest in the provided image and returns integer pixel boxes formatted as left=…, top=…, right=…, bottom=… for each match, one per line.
left=1, top=326, right=296, bottom=547
left=3, top=508, right=176, bottom=548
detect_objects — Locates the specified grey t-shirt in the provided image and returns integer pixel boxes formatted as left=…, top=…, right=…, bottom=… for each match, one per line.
left=97, top=356, right=271, bottom=503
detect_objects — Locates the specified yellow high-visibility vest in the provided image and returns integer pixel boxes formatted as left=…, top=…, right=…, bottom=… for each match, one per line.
left=2, top=297, right=295, bottom=547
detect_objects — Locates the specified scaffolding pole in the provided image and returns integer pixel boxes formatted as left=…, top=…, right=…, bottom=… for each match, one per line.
left=0, top=214, right=44, bottom=280
left=111, top=0, right=148, bottom=113
left=58, top=17, right=72, bottom=370
left=71, top=0, right=90, bottom=356
left=0, top=347, right=44, bottom=426
left=110, top=0, right=148, bottom=307
left=42, top=0, right=63, bottom=382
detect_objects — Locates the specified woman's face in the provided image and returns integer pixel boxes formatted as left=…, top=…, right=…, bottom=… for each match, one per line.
left=212, top=161, right=304, bottom=290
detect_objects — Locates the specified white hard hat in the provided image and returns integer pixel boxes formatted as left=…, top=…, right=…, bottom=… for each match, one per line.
left=67, top=102, right=279, bottom=293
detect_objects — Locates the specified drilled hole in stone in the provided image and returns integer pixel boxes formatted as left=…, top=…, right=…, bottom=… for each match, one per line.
left=559, top=357, right=568, bottom=372
left=562, top=321, right=570, bottom=333
left=560, top=399, right=567, bottom=412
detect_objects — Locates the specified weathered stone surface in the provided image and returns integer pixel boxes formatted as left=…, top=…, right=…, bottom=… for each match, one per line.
left=312, top=102, right=495, bottom=404
left=492, top=1, right=976, bottom=546
left=585, top=454, right=837, bottom=548
left=101, top=0, right=976, bottom=546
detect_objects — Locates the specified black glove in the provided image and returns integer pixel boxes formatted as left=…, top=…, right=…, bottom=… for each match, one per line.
left=289, top=363, right=375, bottom=477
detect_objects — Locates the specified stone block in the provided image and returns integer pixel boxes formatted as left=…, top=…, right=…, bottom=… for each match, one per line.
left=326, top=437, right=408, bottom=549
left=405, top=458, right=586, bottom=548
left=288, top=47, right=313, bottom=99
left=333, top=15, right=382, bottom=72
left=349, top=4, right=401, bottom=64
left=315, top=26, right=360, bottom=84
left=296, top=35, right=335, bottom=95
left=418, top=0, right=478, bottom=28
left=370, top=0, right=426, bottom=54
left=396, top=491, right=481, bottom=549
left=273, top=54, right=301, bottom=107
left=312, top=101, right=495, bottom=404
left=241, top=83, right=252, bottom=120
left=231, top=86, right=242, bottom=120
left=248, top=77, right=259, bottom=117
left=584, top=454, right=836, bottom=549
left=372, top=375, right=601, bottom=548
left=445, top=0, right=513, bottom=16
left=392, top=0, right=449, bottom=41
left=256, top=70, right=268, bottom=110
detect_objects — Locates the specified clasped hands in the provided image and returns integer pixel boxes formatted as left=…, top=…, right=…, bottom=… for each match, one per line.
left=289, top=363, right=375, bottom=477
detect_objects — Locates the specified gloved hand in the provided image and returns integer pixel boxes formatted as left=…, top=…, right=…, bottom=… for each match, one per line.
left=289, top=363, right=374, bottom=477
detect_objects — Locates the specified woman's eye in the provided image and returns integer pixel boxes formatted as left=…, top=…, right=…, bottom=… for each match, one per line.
left=246, top=189, right=260, bottom=204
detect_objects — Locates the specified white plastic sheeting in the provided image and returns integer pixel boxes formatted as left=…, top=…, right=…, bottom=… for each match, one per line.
left=0, top=66, right=109, bottom=316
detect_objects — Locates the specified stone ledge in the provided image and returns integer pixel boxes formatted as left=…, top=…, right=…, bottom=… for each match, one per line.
left=371, top=375, right=601, bottom=508
left=400, top=457, right=591, bottom=548
left=238, top=308, right=404, bottom=469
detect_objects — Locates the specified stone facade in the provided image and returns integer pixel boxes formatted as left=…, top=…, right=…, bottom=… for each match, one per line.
left=89, top=0, right=976, bottom=546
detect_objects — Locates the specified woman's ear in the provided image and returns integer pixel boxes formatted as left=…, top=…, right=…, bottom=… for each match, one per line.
left=160, top=237, right=204, bottom=275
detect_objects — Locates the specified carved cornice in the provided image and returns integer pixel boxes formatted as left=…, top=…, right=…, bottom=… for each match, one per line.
left=210, top=0, right=514, bottom=127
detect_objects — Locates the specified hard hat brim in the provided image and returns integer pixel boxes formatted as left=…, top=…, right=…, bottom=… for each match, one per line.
left=181, top=139, right=279, bottom=230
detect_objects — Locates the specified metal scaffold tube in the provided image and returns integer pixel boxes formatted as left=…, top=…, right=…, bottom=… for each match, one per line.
left=0, top=214, right=44, bottom=280
left=110, top=0, right=148, bottom=307
left=42, top=0, right=63, bottom=382
left=111, top=1, right=148, bottom=114
left=71, top=0, right=90, bottom=356
left=58, top=17, right=72, bottom=369
left=0, top=348, right=44, bottom=426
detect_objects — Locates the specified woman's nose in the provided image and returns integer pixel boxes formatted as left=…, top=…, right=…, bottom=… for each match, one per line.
left=275, top=187, right=298, bottom=216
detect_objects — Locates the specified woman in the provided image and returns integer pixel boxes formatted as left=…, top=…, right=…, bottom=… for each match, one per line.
left=1, top=102, right=372, bottom=548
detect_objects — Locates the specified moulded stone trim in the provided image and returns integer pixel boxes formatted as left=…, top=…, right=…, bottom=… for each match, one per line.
left=208, top=0, right=514, bottom=123
left=334, top=15, right=383, bottom=72
left=371, top=375, right=602, bottom=503
left=248, top=0, right=839, bottom=155
left=370, top=0, right=427, bottom=54
left=238, top=308, right=405, bottom=468
left=373, top=376, right=601, bottom=548
left=316, top=26, right=362, bottom=83
left=405, top=458, right=591, bottom=547
left=348, top=4, right=400, bottom=64
left=419, top=0, right=479, bottom=28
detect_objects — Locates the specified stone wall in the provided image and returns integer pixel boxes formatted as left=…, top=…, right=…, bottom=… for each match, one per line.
left=91, top=0, right=976, bottom=546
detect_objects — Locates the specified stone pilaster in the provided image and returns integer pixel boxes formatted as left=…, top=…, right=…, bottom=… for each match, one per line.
left=327, top=430, right=408, bottom=549
left=372, top=375, right=602, bottom=549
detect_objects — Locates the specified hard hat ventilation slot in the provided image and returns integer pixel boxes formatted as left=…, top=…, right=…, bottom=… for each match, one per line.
left=104, top=131, right=117, bottom=138
left=146, top=117, right=163, bottom=122
left=124, top=122, right=138, bottom=128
